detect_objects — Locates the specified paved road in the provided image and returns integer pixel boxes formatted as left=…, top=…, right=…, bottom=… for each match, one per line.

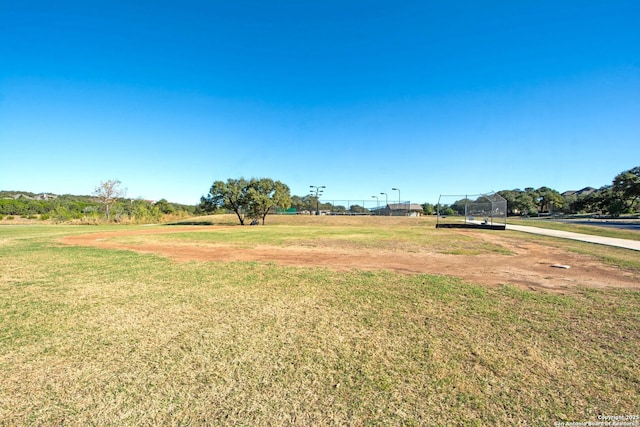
left=506, top=224, right=640, bottom=252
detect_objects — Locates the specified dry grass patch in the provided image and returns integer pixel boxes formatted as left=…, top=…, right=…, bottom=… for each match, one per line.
left=1, top=225, right=639, bottom=425
left=116, top=217, right=513, bottom=256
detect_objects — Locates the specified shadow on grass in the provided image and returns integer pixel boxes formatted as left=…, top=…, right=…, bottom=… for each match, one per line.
left=163, top=221, right=219, bottom=226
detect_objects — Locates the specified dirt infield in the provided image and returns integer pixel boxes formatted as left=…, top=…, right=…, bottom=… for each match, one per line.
left=61, top=226, right=640, bottom=292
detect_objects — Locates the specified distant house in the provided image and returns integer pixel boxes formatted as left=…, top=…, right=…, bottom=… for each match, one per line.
left=562, top=187, right=596, bottom=198
left=11, top=193, right=57, bottom=201
left=37, top=193, right=57, bottom=200
left=372, top=203, right=424, bottom=217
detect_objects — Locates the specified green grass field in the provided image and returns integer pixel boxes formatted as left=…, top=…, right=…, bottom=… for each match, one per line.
left=1, top=219, right=639, bottom=425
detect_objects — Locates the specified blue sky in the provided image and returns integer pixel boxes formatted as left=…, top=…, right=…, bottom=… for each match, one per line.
left=1, top=1, right=639, bottom=205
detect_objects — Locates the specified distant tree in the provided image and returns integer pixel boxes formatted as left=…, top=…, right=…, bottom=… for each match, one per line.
left=497, top=190, right=519, bottom=215
left=24, top=200, right=46, bottom=215
left=593, top=186, right=624, bottom=217
left=320, top=201, right=336, bottom=213
left=613, top=166, right=640, bottom=212
left=495, top=189, right=541, bottom=216
left=246, top=178, right=291, bottom=225
left=0, top=199, right=25, bottom=216
left=125, top=199, right=161, bottom=223
left=606, top=198, right=626, bottom=217
left=154, top=199, right=175, bottom=214
left=349, top=204, right=368, bottom=214
left=561, top=193, right=578, bottom=214
left=54, top=205, right=74, bottom=222
left=290, top=195, right=314, bottom=213
left=535, top=187, right=564, bottom=213
left=307, top=195, right=321, bottom=214
left=200, top=177, right=291, bottom=225
left=422, top=203, right=435, bottom=215
left=94, top=179, right=126, bottom=221
left=570, top=192, right=591, bottom=214
left=442, top=207, right=455, bottom=216
left=520, top=189, right=539, bottom=215
left=201, top=178, right=251, bottom=225
left=450, top=198, right=471, bottom=215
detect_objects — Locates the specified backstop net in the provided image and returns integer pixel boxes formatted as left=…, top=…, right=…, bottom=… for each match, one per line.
left=436, top=192, right=507, bottom=229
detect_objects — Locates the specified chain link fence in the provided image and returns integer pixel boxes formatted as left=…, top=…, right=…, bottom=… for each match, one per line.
left=281, top=200, right=425, bottom=216
left=436, top=193, right=507, bottom=229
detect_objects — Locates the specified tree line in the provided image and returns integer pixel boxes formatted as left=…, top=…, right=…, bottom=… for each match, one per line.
left=497, top=166, right=640, bottom=217
left=433, top=166, right=640, bottom=217
left=3, top=166, right=637, bottom=224
left=200, top=167, right=640, bottom=225
left=0, top=181, right=195, bottom=223
left=199, top=178, right=396, bottom=224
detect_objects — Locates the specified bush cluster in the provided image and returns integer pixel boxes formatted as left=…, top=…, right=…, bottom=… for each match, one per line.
left=0, top=192, right=195, bottom=223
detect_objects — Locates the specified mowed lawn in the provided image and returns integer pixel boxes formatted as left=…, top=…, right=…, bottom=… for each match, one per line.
left=1, top=219, right=639, bottom=426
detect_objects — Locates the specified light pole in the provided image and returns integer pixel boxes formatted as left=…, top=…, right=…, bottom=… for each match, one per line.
left=310, top=185, right=325, bottom=215
left=392, top=187, right=401, bottom=216
left=371, top=195, right=379, bottom=214
left=380, top=192, right=388, bottom=216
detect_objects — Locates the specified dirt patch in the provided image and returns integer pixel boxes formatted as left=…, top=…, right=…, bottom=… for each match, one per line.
left=60, top=226, right=640, bottom=293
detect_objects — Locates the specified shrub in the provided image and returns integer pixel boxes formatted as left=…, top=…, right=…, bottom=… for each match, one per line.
left=54, top=206, right=74, bottom=222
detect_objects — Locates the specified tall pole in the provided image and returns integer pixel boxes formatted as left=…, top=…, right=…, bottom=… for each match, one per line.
left=310, top=185, right=325, bottom=215
left=371, top=195, right=379, bottom=214
left=392, top=188, right=401, bottom=216
left=380, top=192, right=388, bottom=216
left=464, top=194, right=468, bottom=224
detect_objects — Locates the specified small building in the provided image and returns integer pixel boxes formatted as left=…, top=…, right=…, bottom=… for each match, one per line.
left=372, top=203, right=424, bottom=216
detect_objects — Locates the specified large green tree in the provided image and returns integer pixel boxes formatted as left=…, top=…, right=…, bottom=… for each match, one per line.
left=505, top=188, right=538, bottom=216
left=535, top=186, right=564, bottom=213
left=246, top=178, right=291, bottom=225
left=200, top=177, right=291, bottom=225
left=201, top=178, right=251, bottom=225
left=613, top=166, right=640, bottom=212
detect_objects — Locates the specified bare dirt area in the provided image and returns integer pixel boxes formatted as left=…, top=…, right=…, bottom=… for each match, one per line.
left=60, top=226, right=640, bottom=293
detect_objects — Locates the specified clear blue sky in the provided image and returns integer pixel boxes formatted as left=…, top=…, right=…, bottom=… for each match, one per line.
left=1, top=1, right=639, bottom=205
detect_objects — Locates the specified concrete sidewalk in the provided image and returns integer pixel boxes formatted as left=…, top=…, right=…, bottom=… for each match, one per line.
left=506, top=224, right=640, bottom=252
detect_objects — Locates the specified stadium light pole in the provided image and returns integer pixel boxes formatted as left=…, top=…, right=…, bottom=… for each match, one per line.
left=310, top=185, right=325, bottom=215
left=380, top=192, right=388, bottom=216
left=392, top=188, right=401, bottom=216
left=371, top=195, right=379, bottom=214
left=392, top=187, right=401, bottom=204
